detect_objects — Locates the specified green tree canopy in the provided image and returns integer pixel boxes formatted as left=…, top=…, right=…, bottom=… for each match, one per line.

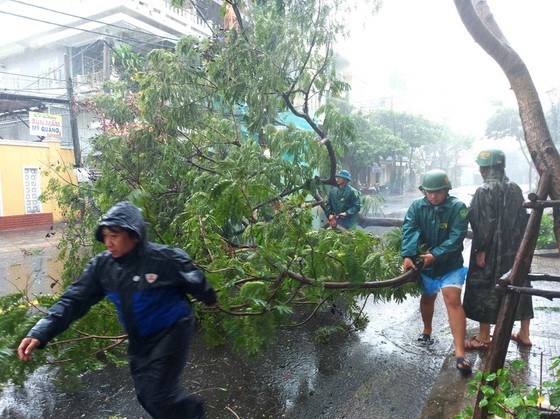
left=0, top=0, right=417, bottom=388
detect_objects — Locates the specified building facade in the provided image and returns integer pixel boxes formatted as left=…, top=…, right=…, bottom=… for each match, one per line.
left=0, top=139, right=75, bottom=229
left=0, top=0, right=221, bottom=229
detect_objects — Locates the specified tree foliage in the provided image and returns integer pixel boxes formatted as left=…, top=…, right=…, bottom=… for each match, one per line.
left=344, top=109, right=472, bottom=193
left=0, top=0, right=416, bottom=387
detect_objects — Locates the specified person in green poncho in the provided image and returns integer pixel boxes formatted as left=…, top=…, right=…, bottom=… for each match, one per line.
left=463, top=149, right=533, bottom=350
left=324, top=170, right=361, bottom=230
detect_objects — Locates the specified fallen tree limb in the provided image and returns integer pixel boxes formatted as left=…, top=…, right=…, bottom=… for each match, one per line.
left=284, top=266, right=419, bottom=289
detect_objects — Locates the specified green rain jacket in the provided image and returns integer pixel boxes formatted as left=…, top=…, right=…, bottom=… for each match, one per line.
left=325, top=184, right=361, bottom=228
left=401, top=195, right=468, bottom=279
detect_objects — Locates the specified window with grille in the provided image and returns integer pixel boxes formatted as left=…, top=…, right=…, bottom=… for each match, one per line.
left=23, top=167, right=41, bottom=214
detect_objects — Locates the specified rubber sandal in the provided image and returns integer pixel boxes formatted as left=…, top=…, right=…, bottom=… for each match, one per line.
left=417, top=333, right=434, bottom=346
left=465, top=336, right=491, bottom=351
left=511, top=333, right=532, bottom=347
left=456, top=357, right=472, bottom=376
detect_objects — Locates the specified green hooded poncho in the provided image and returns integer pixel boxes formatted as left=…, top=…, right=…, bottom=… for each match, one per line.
left=463, top=168, right=533, bottom=323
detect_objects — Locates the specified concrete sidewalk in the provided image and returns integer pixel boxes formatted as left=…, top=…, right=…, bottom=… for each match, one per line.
left=422, top=251, right=560, bottom=418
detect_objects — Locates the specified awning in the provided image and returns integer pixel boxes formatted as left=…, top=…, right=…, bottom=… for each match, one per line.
left=0, top=92, right=68, bottom=118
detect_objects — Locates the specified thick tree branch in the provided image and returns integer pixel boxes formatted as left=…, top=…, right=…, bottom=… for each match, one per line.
left=454, top=0, right=560, bottom=200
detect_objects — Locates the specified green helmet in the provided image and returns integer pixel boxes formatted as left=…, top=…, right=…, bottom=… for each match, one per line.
left=476, top=149, right=506, bottom=167
left=421, top=169, right=452, bottom=191
left=335, top=170, right=352, bottom=181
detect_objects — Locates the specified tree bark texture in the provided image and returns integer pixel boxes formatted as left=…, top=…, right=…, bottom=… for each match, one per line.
left=454, top=0, right=560, bottom=246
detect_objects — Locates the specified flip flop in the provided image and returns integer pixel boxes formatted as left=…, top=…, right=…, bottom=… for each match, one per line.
left=456, top=357, right=472, bottom=376
left=465, top=336, right=491, bottom=350
left=417, top=333, right=434, bottom=346
left=511, top=333, right=532, bottom=347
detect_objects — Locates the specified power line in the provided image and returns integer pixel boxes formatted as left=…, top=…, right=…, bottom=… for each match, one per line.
left=0, top=70, right=61, bottom=82
left=0, top=1, right=218, bottom=97
left=20, top=40, right=104, bottom=94
left=0, top=10, right=173, bottom=54
left=2, top=39, right=107, bottom=99
left=10, top=0, right=182, bottom=45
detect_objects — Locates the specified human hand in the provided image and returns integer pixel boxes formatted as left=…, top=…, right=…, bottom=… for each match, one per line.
left=202, top=289, right=218, bottom=306
left=402, top=257, right=416, bottom=272
left=420, top=253, right=435, bottom=268
left=338, top=212, right=347, bottom=218
left=18, top=337, right=41, bottom=361
left=476, top=251, right=486, bottom=268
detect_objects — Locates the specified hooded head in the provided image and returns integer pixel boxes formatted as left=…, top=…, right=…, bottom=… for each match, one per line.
left=95, top=201, right=146, bottom=245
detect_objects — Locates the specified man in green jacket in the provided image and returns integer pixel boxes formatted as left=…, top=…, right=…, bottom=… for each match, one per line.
left=401, top=169, right=471, bottom=375
left=324, top=170, right=361, bottom=230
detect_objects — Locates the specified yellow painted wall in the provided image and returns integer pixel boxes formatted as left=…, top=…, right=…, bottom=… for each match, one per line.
left=0, top=139, right=76, bottom=221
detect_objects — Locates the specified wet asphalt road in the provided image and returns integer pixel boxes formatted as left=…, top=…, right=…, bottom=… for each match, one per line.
left=0, top=222, right=458, bottom=418
left=3, top=188, right=559, bottom=418
left=0, top=295, right=455, bottom=419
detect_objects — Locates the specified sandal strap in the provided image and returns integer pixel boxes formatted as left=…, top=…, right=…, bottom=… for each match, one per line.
left=456, top=357, right=473, bottom=375
left=417, top=333, right=434, bottom=343
left=471, top=336, right=490, bottom=347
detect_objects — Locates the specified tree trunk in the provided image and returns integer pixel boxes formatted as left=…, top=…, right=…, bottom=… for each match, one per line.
left=454, top=0, right=560, bottom=245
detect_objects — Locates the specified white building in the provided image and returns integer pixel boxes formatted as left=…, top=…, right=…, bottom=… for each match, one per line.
left=0, top=0, right=222, bottom=159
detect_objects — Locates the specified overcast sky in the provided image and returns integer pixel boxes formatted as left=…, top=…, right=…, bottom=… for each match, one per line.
left=340, top=0, right=560, bottom=137
left=2, top=0, right=558, bottom=140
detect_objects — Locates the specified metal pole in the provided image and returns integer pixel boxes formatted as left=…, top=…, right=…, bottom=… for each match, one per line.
left=64, top=53, right=82, bottom=168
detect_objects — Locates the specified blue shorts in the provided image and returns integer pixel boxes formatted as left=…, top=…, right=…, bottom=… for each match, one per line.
left=420, top=266, right=467, bottom=296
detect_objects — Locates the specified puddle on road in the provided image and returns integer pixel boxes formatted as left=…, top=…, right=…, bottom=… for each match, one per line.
left=3, top=260, right=62, bottom=295
left=1, top=252, right=62, bottom=296
left=0, top=366, right=57, bottom=418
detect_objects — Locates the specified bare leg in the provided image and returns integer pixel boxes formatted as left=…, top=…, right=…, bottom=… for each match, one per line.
left=420, top=294, right=437, bottom=335
left=512, top=319, right=532, bottom=346
left=477, top=322, right=492, bottom=343
left=441, top=287, right=467, bottom=359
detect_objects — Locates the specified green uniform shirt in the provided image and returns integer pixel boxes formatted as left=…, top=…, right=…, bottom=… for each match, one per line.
left=325, top=184, right=361, bottom=228
left=401, top=195, right=468, bottom=279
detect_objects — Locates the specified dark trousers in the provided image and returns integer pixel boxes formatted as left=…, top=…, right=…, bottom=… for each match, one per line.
left=129, top=317, right=204, bottom=418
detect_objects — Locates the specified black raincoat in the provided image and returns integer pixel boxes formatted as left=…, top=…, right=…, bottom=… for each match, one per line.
left=27, top=201, right=217, bottom=418
left=463, top=170, right=533, bottom=324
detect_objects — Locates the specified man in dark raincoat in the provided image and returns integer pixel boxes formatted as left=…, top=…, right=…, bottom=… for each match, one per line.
left=324, top=169, right=361, bottom=230
left=18, top=201, right=217, bottom=418
left=463, top=149, right=533, bottom=350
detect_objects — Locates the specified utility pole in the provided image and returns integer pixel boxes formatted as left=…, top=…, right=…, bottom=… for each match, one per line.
left=103, top=37, right=111, bottom=86
left=64, top=53, right=82, bottom=167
